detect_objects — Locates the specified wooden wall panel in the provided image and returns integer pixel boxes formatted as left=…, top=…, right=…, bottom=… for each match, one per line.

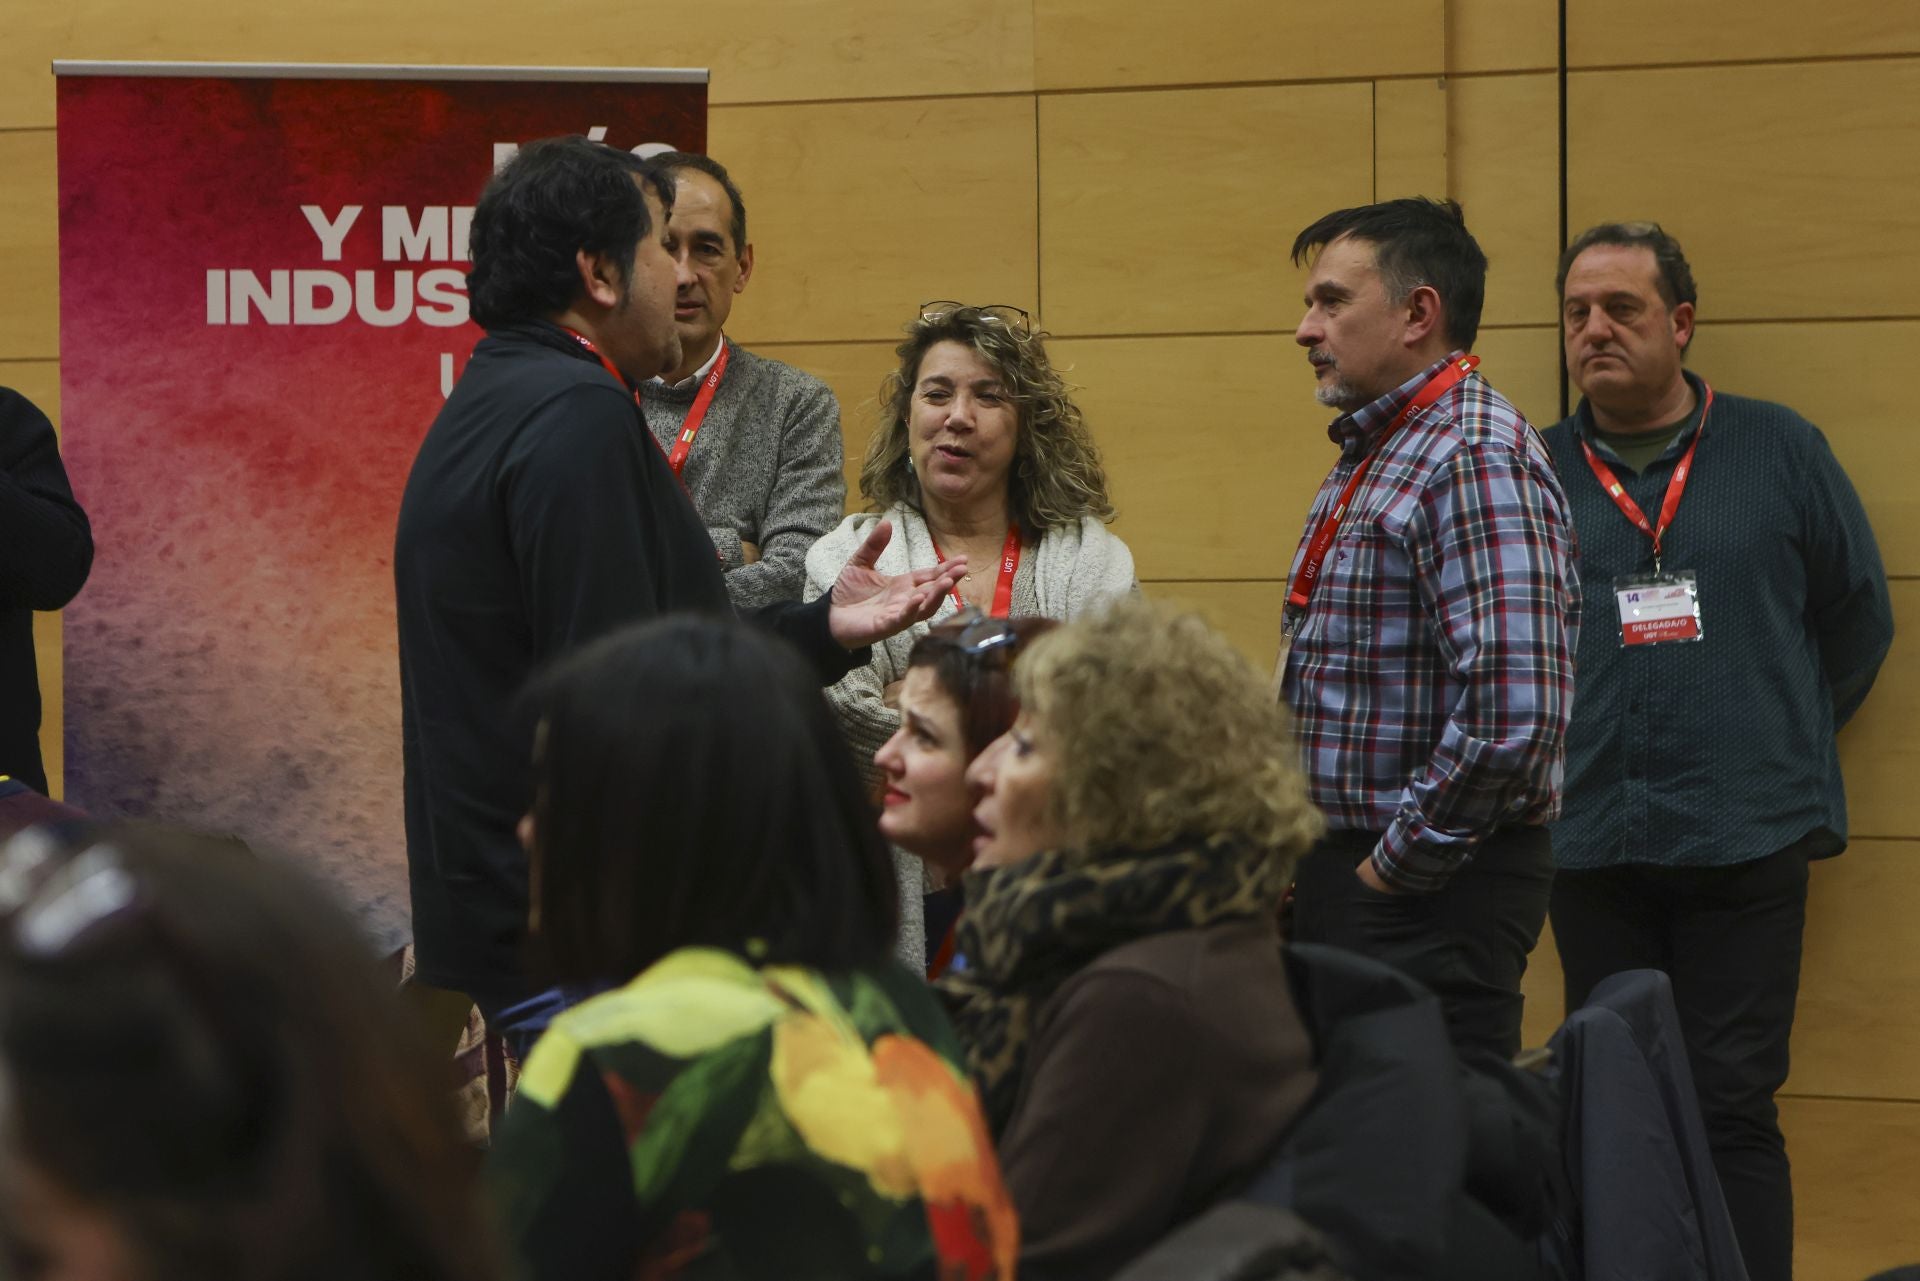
left=4, top=0, right=1035, bottom=129
left=0, top=131, right=58, bottom=360
left=1038, top=84, right=1373, bottom=337
left=1568, top=60, right=1920, bottom=321
left=1837, top=583, right=1920, bottom=840
left=1471, top=325, right=1562, bottom=431
left=1520, top=921, right=1564, bottom=1049
left=751, top=340, right=899, bottom=513
left=1688, top=320, right=1920, bottom=578
left=1033, top=0, right=1442, bottom=90
left=1447, top=73, right=1560, bottom=328
left=1139, top=579, right=1285, bottom=672
left=1791, top=841, right=1920, bottom=1100
left=1444, top=0, right=1558, bottom=74
left=713, top=96, right=1039, bottom=346
left=1373, top=77, right=1448, bottom=201
left=1570, top=1, right=1920, bottom=69
left=1048, top=334, right=1326, bottom=581
left=1780, top=1097, right=1920, bottom=1279
left=1524, top=843, right=1920, bottom=1102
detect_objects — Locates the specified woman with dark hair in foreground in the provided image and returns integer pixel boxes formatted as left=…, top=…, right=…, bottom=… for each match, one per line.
left=490, top=615, right=1015, bottom=1281
left=875, top=611, right=1058, bottom=977
left=0, top=824, right=502, bottom=1281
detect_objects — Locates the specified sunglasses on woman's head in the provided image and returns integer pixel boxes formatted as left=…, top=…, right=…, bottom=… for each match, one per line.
left=925, top=608, right=1024, bottom=660
left=918, top=300, right=1032, bottom=336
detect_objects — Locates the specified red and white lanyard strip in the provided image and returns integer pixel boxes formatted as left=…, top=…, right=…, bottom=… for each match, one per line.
left=665, top=342, right=731, bottom=478
left=1577, top=382, right=1713, bottom=574
left=930, top=525, right=1023, bottom=616
left=560, top=326, right=642, bottom=412
left=1286, top=355, right=1479, bottom=617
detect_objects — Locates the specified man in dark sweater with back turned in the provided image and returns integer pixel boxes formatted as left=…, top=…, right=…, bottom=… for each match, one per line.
left=394, top=138, right=962, bottom=1054
left=0, top=387, right=93, bottom=798
left=1543, top=222, right=1893, bottom=1281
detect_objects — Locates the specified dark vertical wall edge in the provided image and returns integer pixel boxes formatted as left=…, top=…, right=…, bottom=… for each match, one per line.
left=1557, top=0, right=1571, bottom=421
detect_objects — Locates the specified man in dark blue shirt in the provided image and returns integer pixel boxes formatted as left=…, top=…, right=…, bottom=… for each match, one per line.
left=1542, top=222, right=1893, bottom=1281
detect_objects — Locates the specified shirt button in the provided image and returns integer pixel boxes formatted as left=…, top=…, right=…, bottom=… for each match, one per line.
left=1629, top=701, right=1643, bottom=714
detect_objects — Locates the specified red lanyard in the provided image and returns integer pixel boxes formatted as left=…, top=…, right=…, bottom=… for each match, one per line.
left=1577, top=382, right=1713, bottom=574
left=665, top=342, right=731, bottom=478
left=559, top=326, right=642, bottom=411
left=930, top=525, right=1023, bottom=616
left=1286, top=355, right=1479, bottom=618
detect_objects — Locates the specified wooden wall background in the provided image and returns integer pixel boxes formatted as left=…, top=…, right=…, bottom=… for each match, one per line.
left=5, top=2, right=1917, bottom=1273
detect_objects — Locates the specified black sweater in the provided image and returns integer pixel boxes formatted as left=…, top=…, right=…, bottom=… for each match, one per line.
left=394, top=323, right=857, bottom=998
left=0, top=389, right=93, bottom=795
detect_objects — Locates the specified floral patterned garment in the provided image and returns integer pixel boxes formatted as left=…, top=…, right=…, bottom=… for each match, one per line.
left=489, top=948, right=1017, bottom=1281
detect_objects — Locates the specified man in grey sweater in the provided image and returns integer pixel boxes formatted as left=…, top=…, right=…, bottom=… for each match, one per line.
left=646, top=153, right=845, bottom=609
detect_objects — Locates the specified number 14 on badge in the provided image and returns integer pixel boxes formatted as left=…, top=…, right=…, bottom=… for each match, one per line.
left=1615, top=571, right=1703, bottom=646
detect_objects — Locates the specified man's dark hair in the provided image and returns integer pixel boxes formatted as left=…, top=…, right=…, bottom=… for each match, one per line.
left=1290, top=197, right=1488, bottom=350
left=465, top=136, right=675, bottom=329
left=651, top=150, right=749, bottom=255
left=1555, top=220, right=1698, bottom=311
left=524, top=616, right=899, bottom=985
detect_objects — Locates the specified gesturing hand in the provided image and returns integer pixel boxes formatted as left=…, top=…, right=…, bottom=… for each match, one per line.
left=827, top=520, right=968, bottom=649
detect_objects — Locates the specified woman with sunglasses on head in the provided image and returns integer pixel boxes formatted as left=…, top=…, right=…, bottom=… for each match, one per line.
left=0, top=824, right=503, bottom=1281
left=874, top=611, right=1058, bottom=979
left=487, top=615, right=1015, bottom=1281
left=806, top=303, right=1135, bottom=968
left=938, top=599, right=1325, bottom=1281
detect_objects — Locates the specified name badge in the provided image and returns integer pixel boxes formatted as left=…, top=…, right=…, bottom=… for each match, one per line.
left=1614, top=571, right=1702, bottom=646
left=1271, top=605, right=1303, bottom=698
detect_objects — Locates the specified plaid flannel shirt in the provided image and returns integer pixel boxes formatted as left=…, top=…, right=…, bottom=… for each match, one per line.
left=1282, top=354, right=1581, bottom=892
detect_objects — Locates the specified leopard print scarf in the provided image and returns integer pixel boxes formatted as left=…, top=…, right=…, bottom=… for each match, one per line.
left=935, top=834, right=1285, bottom=1135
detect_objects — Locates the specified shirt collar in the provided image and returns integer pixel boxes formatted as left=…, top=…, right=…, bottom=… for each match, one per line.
left=1328, top=352, right=1465, bottom=458
left=650, top=335, right=727, bottom=391
left=1572, top=369, right=1708, bottom=449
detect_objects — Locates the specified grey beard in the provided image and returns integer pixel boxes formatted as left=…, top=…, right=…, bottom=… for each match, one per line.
left=1315, top=379, right=1363, bottom=410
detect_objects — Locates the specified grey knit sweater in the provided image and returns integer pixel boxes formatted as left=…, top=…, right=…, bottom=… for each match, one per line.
left=645, top=339, right=845, bottom=608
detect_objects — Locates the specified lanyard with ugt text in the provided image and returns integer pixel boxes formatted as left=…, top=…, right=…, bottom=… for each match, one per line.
left=1283, top=355, right=1479, bottom=635
left=930, top=526, right=1023, bottom=617
left=560, top=326, right=642, bottom=412
left=561, top=326, right=686, bottom=474
left=1577, top=382, right=1713, bottom=575
left=665, top=342, right=732, bottom=479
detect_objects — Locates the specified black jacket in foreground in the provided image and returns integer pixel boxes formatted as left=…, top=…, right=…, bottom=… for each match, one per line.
left=0, top=388, right=94, bottom=796
left=394, top=322, right=860, bottom=998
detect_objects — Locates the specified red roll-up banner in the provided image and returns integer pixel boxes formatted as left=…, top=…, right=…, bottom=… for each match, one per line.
left=55, top=63, right=707, bottom=949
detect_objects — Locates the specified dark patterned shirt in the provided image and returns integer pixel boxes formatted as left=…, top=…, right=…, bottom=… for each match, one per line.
left=1283, top=354, right=1582, bottom=892
left=1542, top=372, right=1892, bottom=869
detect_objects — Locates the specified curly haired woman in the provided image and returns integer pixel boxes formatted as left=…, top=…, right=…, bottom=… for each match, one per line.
left=805, top=303, right=1136, bottom=967
left=938, top=599, right=1326, bottom=1281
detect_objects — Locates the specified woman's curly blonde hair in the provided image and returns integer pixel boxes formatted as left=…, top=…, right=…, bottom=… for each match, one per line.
left=1012, top=598, right=1324, bottom=870
left=858, top=306, right=1115, bottom=533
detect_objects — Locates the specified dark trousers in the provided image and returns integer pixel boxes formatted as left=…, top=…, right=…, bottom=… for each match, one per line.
left=1290, top=826, right=1554, bottom=1062
left=1551, top=844, right=1809, bottom=1281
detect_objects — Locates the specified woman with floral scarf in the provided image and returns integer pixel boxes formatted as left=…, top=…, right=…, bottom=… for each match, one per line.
left=488, top=617, right=1016, bottom=1281
left=938, top=598, right=1326, bottom=1281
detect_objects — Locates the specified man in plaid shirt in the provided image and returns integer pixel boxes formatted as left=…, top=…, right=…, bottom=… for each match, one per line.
left=1279, top=198, right=1581, bottom=1061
